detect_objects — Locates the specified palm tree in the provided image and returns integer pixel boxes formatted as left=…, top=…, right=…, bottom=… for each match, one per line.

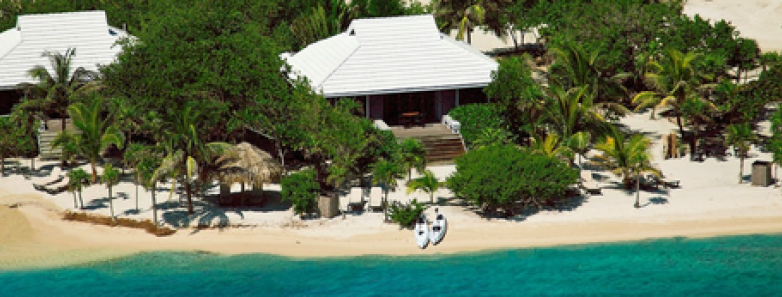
left=544, top=84, right=613, bottom=141
left=632, top=49, right=702, bottom=134
left=529, top=133, right=573, bottom=161
left=406, top=170, right=443, bottom=204
left=67, top=168, right=90, bottom=209
left=123, top=143, right=145, bottom=211
left=18, top=48, right=97, bottom=132
left=724, top=123, right=758, bottom=184
left=290, top=0, right=357, bottom=47
left=398, top=138, right=427, bottom=181
left=592, top=129, right=660, bottom=208
left=679, top=96, right=716, bottom=160
left=566, top=131, right=591, bottom=167
left=50, top=130, right=80, bottom=167
left=550, top=42, right=630, bottom=105
left=372, top=159, right=405, bottom=222
left=135, top=146, right=164, bottom=227
left=101, top=163, right=120, bottom=222
left=435, top=0, right=513, bottom=44
left=67, top=97, right=124, bottom=182
left=153, top=104, right=229, bottom=214
left=435, top=0, right=485, bottom=44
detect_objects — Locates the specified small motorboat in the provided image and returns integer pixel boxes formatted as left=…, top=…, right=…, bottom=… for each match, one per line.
left=414, top=214, right=429, bottom=249
left=430, top=209, right=447, bottom=245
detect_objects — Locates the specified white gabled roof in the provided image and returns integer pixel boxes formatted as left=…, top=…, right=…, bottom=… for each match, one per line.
left=284, top=15, right=498, bottom=98
left=0, top=10, right=129, bottom=90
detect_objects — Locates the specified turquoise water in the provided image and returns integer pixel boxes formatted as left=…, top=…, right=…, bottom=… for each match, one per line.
left=2, top=235, right=782, bottom=296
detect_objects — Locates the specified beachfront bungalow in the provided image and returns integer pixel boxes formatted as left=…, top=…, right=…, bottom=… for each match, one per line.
left=0, top=10, right=129, bottom=114
left=281, top=15, right=498, bottom=127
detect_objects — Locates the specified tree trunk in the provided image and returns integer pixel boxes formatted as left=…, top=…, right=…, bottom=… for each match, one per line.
left=135, top=183, right=139, bottom=211
left=775, top=165, right=778, bottom=188
left=689, top=121, right=698, bottom=161
left=383, top=190, right=389, bottom=222
left=739, top=155, right=745, bottom=184
left=1, top=157, right=4, bottom=176
left=78, top=191, right=84, bottom=209
left=61, top=117, right=66, bottom=133
left=73, top=192, right=78, bottom=208
left=276, top=142, right=286, bottom=175
left=430, top=192, right=434, bottom=204
left=675, top=113, right=685, bottom=142
left=467, top=28, right=472, bottom=44
left=90, top=159, right=98, bottom=183
left=634, top=175, right=641, bottom=208
left=151, top=183, right=158, bottom=227
left=109, top=186, right=116, bottom=222
left=183, top=155, right=194, bottom=214
left=30, top=157, right=35, bottom=172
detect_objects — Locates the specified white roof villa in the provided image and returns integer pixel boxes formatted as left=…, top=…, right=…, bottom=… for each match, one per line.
left=283, top=15, right=498, bottom=126
left=0, top=10, right=129, bottom=113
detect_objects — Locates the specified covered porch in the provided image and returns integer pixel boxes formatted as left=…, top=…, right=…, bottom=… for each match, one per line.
left=353, top=87, right=488, bottom=127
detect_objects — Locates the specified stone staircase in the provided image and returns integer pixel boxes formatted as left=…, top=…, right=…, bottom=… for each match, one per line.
left=38, top=130, right=63, bottom=160
left=392, top=124, right=466, bottom=164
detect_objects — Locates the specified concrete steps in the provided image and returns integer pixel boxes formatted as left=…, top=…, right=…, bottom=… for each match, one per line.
left=397, top=133, right=466, bottom=164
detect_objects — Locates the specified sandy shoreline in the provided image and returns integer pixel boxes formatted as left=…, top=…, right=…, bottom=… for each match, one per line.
left=3, top=191, right=782, bottom=271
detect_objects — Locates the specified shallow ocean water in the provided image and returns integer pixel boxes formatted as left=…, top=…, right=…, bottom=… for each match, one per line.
left=2, top=234, right=782, bottom=296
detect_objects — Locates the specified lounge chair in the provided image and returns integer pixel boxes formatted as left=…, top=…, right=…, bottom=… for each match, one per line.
left=368, top=190, right=384, bottom=212
left=40, top=178, right=70, bottom=195
left=33, top=167, right=64, bottom=190
left=579, top=170, right=602, bottom=195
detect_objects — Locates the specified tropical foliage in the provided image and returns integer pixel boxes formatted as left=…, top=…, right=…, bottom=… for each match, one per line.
left=67, top=168, right=90, bottom=209
left=281, top=169, right=320, bottom=217
left=372, top=159, right=406, bottom=221
left=724, top=123, right=758, bottom=184
left=406, top=170, right=443, bottom=203
left=66, top=97, right=124, bottom=182
left=388, top=199, right=429, bottom=229
left=447, top=145, right=578, bottom=216
left=101, top=163, right=120, bottom=222
left=398, top=139, right=427, bottom=181
left=591, top=129, right=659, bottom=208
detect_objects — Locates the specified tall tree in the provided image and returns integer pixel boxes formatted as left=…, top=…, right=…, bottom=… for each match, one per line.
left=67, top=97, right=124, bottom=182
left=632, top=49, right=702, bottom=135
left=398, top=138, right=427, bottom=181
left=679, top=96, right=716, bottom=160
left=67, top=168, right=90, bottom=209
left=550, top=42, right=630, bottom=108
left=153, top=103, right=230, bottom=215
left=18, top=48, right=97, bottom=132
left=435, top=0, right=511, bottom=44
left=544, top=84, right=613, bottom=141
left=101, top=163, right=120, bottom=222
left=592, top=129, right=660, bottom=208
left=724, top=123, right=757, bottom=184
left=372, top=159, right=405, bottom=222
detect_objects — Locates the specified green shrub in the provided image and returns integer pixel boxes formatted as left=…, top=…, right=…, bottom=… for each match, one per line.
left=448, top=103, right=509, bottom=149
left=388, top=199, right=428, bottom=229
left=281, top=169, right=320, bottom=216
left=446, top=145, right=579, bottom=217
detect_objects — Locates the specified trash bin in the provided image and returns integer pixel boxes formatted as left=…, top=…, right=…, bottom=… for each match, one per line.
left=751, top=161, right=772, bottom=186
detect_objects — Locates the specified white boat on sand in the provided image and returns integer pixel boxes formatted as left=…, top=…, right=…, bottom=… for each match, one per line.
left=414, top=215, right=429, bottom=249
left=430, top=208, right=447, bottom=245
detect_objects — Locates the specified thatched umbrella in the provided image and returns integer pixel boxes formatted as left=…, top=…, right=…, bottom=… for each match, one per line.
left=213, top=142, right=282, bottom=204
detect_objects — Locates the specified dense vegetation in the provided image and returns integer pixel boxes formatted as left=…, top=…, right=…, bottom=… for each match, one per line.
left=1, top=0, right=781, bottom=225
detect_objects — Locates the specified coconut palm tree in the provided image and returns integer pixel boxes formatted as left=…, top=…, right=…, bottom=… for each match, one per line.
left=135, top=146, right=164, bottom=227
left=550, top=42, right=630, bottom=106
left=544, top=84, right=613, bottom=141
left=592, top=129, right=660, bottom=208
left=529, top=133, right=573, bottom=162
left=18, top=48, right=97, bottom=132
left=632, top=49, right=701, bottom=134
left=101, top=163, right=120, bottom=222
left=566, top=131, right=591, bottom=167
left=50, top=130, right=80, bottom=167
left=372, top=159, right=405, bottom=221
left=724, top=123, right=758, bottom=184
left=406, top=169, right=443, bottom=204
left=67, top=97, right=124, bottom=183
left=67, top=168, right=89, bottom=209
left=434, top=0, right=512, bottom=44
left=398, top=138, right=427, bottom=181
left=152, top=104, right=230, bottom=214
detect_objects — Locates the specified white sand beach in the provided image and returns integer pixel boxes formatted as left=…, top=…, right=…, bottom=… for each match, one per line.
left=2, top=111, right=782, bottom=270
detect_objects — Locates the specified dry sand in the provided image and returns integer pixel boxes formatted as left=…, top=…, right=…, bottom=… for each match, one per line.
left=2, top=111, right=782, bottom=270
